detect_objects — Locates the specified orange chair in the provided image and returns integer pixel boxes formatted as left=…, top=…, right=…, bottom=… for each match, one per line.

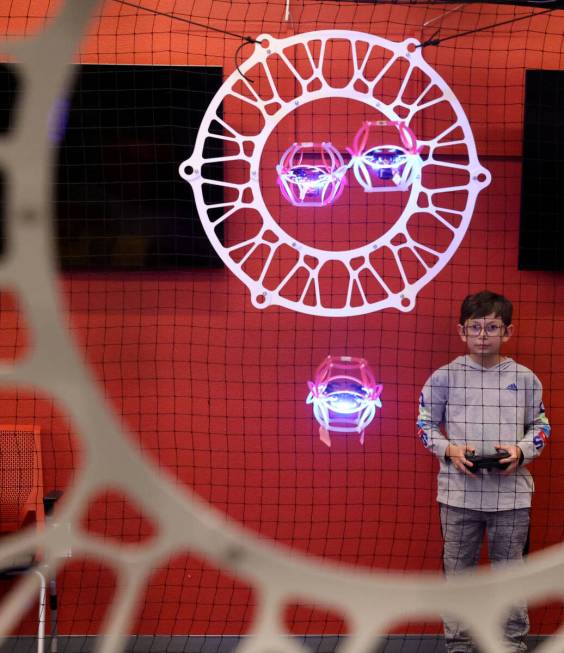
left=0, top=424, right=61, bottom=653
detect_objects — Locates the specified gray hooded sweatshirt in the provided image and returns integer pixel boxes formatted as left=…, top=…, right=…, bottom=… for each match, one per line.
left=417, top=355, right=551, bottom=511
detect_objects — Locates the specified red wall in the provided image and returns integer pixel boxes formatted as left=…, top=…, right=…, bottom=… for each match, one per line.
left=1, top=0, right=563, bottom=638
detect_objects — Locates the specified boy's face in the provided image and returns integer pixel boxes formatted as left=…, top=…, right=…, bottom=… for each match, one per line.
left=457, top=312, right=513, bottom=363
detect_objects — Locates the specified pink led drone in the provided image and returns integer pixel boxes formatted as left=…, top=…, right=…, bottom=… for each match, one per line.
left=276, top=142, right=348, bottom=207
left=306, top=355, right=383, bottom=447
left=348, top=120, right=422, bottom=192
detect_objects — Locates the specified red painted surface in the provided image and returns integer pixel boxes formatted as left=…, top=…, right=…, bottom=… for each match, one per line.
left=0, top=0, right=562, bottom=639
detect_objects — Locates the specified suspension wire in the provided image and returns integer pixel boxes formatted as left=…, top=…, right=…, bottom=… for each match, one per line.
left=111, top=1, right=559, bottom=79
left=233, top=40, right=256, bottom=84
left=422, top=3, right=464, bottom=27
left=418, top=5, right=558, bottom=47
left=112, top=0, right=261, bottom=45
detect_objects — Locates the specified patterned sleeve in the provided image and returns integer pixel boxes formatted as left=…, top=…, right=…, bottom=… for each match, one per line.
left=417, top=369, right=450, bottom=459
left=518, top=373, right=551, bottom=464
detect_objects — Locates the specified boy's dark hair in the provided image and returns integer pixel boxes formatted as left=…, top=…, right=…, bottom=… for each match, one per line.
left=459, top=290, right=513, bottom=326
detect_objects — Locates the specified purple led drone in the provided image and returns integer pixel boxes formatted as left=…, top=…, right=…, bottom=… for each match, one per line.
left=307, top=355, right=383, bottom=447
left=348, top=120, right=422, bottom=193
left=277, top=141, right=348, bottom=207
left=277, top=121, right=422, bottom=206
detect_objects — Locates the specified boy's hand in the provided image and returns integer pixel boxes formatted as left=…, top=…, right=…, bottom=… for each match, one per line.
left=497, top=444, right=522, bottom=475
left=445, top=444, right=476, bottom=476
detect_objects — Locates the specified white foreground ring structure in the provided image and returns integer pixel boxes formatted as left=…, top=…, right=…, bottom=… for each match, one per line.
left=180, top=30, right=491, bottom=316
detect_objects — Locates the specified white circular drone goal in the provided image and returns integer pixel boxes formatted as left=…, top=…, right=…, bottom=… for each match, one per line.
left=179, top=31, right=491, bottom=317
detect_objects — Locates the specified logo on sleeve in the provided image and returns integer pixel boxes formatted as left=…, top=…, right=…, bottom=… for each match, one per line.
left=533, top=429, right=550, bottom=449
left=417, top=427, right=429, bottom=447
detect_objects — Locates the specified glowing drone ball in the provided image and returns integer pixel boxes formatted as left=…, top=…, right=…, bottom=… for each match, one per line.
left=277, top=142, right=347, bottom=207
left=348, top=120, right=422, bottom=192
left=306, top=356, right=383, bottom=447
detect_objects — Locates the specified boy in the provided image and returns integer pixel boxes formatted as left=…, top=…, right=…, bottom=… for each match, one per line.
left=417, top=290, right=551, bottom=653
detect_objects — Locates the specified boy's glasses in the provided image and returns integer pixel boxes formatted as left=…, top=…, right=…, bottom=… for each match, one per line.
left=464, top=321, right=506, bottom=337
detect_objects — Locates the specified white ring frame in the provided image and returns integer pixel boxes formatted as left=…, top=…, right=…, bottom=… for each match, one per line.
left=180, top=30, right=491, bottom=316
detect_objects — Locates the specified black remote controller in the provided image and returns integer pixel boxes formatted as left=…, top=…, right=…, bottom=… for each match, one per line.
left=466, top=449, right=510, bottom=471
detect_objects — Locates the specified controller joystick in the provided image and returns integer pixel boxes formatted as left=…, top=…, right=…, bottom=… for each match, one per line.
left=466, top=449, right=511, bottom=471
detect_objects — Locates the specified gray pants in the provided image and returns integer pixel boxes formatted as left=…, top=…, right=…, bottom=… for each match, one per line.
left=440, top=504, right=530, bottom=653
